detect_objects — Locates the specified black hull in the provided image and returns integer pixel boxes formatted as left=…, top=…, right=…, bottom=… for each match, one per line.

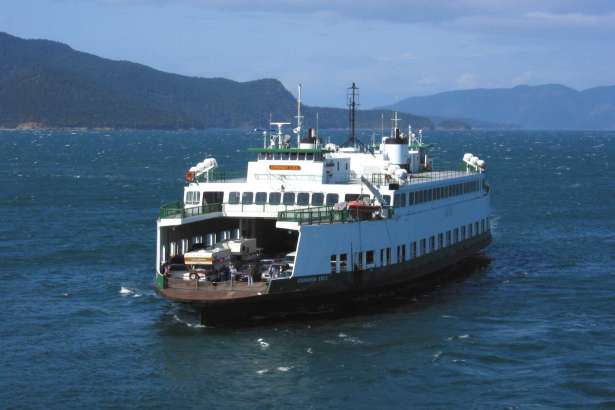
left=188, top=232, right=492, bottom=325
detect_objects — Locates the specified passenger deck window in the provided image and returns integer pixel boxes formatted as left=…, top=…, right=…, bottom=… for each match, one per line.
left=204, top=191, right=223, bottom=204
left=228, top=192, right=240, bottom=204
left=382, top=195, right=391, bottom=206
left=241, top=192, right=254, bottom=204
left=255, top=192, right=267, bottom=205
left=297, top=192, right=309, bottom=205
left=400, top=193, right=406, bottom=207
left=185, top=191, right=201, bottom=205
left=366, top=250, right=374, bottom=265
left=283, top=192, right=295, bottom=205
left=326, top=193, right=339, bottom=205
left=269, top=192, right=281, bottom=205
left=345, top=194, right=360, bottom=202
left=306, top=153, right=314, bottom=160
left=311, top=193, right=324, bottom=206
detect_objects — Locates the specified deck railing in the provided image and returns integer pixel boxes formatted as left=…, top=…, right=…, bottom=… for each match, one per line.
left=194, top=169, right=246, bottom=183
left=159, top=202, right=222, bottom=219
left=278, top=205, right=394, bottom=225
left=367, top=167, right=477, bottom=187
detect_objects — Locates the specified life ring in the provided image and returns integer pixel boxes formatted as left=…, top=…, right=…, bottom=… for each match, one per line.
left=189, top=272, right=199, bottom=280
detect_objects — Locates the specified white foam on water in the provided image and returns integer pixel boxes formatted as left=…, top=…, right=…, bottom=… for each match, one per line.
left=172, top=314, right=205, bottom=328
left=277, top=366, right=292, bottom=372
left=133, top=293, right=142, bottom=298
left=256, top=369, right=269, bottom=375
left=458, top=334, right=470, bottom=339
left=338, top=333, right=348, bottom=338
left=432, top=351, right=443, bottom=362
left=306, top=347, right=313, bottom=354
left=257, top=338, right=270, bottom=349
left=119, top=286, right=133, bottom=295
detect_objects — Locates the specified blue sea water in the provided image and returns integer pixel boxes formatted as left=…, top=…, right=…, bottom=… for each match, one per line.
left=1, top=129, right=614, bottom=409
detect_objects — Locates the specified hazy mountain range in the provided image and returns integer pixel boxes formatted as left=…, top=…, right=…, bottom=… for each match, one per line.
left=3, top=31, right=614, bottom=131
left=0, top=32, right=432, bottom=130
left=389, top=84, right=615, bottom=130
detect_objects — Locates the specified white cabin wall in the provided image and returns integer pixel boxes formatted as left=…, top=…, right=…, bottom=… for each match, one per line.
left=292, top=194, right=490, bottom=277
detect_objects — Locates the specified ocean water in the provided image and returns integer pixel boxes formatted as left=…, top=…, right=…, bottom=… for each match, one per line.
left=1, top=129, right=614, bottom=409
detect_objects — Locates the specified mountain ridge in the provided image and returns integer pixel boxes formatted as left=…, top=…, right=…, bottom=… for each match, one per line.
left=389, top=84, right=615, bottom=129
left=0, top=32, right=432, bottom=130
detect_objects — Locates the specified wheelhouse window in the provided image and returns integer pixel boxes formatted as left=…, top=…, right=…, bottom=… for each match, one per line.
left=326, top=193, right=339, bottom=205
left=297, top=192, right=310, bottom=205
left=269, top=192, right=281, bottom=205
left=311, top=193, right=324, bottom=206
left=283, top=192, right=295, bottom=205
left=255, top=192, right=267, bottom=205
left=228, top=191, right=240, bottom=204
left=241, top=192, right=254, bottom=205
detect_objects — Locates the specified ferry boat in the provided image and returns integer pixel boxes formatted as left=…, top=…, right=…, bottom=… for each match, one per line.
left=154, top=84, right=492, bottom=322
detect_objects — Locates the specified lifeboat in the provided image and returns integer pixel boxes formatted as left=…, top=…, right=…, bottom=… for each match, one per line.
left=347, top=200, right=381, bottom=220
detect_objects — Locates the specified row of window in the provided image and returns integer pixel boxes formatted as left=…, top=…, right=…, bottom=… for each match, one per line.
left=185, top=191, right=201, bottom=205
left=189, top=178, right=481, bottom=207
left=393, top=180, right=481, bottom=208
left=227, top=191, right=374, bottom=206
left=257, top=152, right=322, bottom=161
left=329, top=218, right=489, bottom=273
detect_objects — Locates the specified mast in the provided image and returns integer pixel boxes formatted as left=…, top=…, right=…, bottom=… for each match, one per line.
left=347, top=82, right=359, bottom=148
left=295, top=83, right=303, bottom=147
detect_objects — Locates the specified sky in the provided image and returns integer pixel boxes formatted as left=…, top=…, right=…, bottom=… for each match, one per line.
left=2, top=0, right=615, bottom=107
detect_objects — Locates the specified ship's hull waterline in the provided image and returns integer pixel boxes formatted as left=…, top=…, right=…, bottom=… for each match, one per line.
left=155, top=232, right=491, bottom=323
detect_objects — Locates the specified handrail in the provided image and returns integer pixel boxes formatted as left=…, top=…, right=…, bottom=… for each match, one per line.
left=159, top=202, right=222, bottom=219
left=278, top=204, right=394, bottom=225
left=194, top=169, right=246, bottom=183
